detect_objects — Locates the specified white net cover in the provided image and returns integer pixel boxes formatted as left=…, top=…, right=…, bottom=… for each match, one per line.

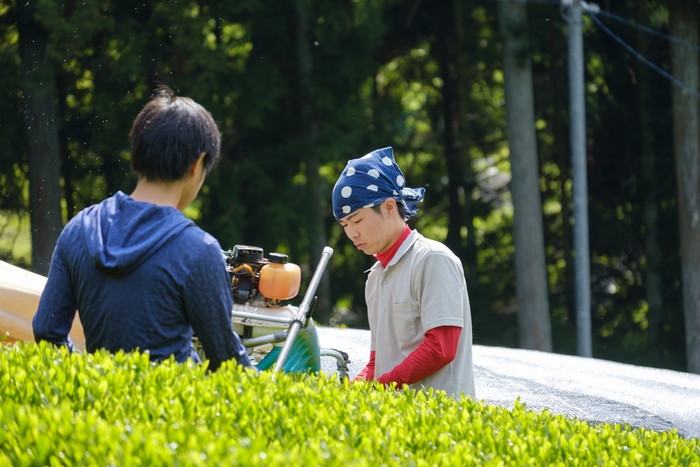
left=317, top=327, right=700, bottom=439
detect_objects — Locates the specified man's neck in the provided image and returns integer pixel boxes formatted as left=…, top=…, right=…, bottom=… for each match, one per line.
left=376, top=224, right=411, bottom=268
left=381, top=218, right=407, bottom=250
left=130, top=179, right=185, bottom=210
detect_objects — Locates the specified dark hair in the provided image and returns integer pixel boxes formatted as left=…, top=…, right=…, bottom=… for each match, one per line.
left=371, top=199, right=407, bottom=220
left=129, top=86, right=221, bottom=181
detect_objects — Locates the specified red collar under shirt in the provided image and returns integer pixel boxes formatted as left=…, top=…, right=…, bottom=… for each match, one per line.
left=375, top=225, right=412, bottom=268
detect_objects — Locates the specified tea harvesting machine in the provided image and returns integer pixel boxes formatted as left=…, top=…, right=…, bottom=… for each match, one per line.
left=219, top=244, right=349, bottom=378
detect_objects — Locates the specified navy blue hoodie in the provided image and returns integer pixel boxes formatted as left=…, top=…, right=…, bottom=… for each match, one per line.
left=33, top=191, right=251, bottom=371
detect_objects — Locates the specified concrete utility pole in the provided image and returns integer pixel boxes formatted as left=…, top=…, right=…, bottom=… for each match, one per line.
left=563, top=0, right=597, bottom=358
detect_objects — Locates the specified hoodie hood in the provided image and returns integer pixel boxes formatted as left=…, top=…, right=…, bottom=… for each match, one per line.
left=81, top=191, right=194, bottom=275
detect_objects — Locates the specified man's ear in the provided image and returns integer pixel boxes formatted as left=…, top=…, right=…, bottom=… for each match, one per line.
left=383, top=198, right=398, bottom=218
left=188, top=152, right=206, bottom=178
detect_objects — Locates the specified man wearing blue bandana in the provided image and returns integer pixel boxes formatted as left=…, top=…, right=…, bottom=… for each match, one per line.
left=332, top=147, right=476, bottom=399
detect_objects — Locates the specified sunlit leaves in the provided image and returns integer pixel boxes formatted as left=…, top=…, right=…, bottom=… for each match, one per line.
left=1, top=342, right=698, bottom=466
left=220, top=24, right=252, bottom=60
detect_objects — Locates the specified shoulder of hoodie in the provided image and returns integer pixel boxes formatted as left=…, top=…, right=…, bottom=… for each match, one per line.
left=57, top=198, right=108, bottom=239
left=167, top=225, right=226, bottom=273
left=174, top=222, right=222, bottom=251
left=55, top=208, right=88, bottom=247
left=57, top=203, right=222, bottom=253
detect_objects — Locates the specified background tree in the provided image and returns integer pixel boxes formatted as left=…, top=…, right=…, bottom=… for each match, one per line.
left=17, top=0, right=62, bottom=275
left=669, top=0, right=700, bottom=374
left=635, top=0, right=663, bottom=365
left=498, top=0, right=552, bottom=352
left=1, top=0, right=698, bottom=373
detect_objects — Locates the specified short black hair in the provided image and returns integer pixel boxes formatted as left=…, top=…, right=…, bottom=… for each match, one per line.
left=371, top=199, right=407, bottom=220
left=129, top=86, right=221, bottom=181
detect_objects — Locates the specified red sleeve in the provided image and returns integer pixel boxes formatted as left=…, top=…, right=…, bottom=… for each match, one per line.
left=377, top=326, right=461, bottom=388
left=353, top=350, right=376, bottom=381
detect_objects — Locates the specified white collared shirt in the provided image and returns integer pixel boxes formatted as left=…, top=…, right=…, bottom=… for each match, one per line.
left=365, top=230, right=476, bottom=399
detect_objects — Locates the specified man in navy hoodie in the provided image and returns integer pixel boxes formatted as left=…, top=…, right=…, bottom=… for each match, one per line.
left=33, top=86, right=252, bottom=372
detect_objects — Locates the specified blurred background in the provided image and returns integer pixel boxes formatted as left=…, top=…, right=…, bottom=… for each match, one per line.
left=1, top=0, right=699, bottom=373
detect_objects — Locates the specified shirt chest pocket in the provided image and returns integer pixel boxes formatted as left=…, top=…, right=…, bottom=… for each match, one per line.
left=391, top=302, right=420, bottom=343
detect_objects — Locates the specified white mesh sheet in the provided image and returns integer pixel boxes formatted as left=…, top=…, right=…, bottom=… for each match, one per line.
left=317, top=327, right=700, bottom=438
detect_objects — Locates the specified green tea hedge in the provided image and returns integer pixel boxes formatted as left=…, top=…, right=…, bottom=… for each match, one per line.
left=0, top=342, right=698, bottom=466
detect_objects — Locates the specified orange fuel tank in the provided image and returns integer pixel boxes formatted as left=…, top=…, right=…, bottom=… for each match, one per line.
left=258, top=253, right=301, bottom=301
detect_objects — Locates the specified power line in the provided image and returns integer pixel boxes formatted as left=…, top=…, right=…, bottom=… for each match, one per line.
left=484, top=0, right=560, bottom=4
left=588, top=12, right=700, bottom=99
left=486, top=1, right=700, bottom=98
left=561, top=2, right=700, bottom=99
left=595, top=9, right=700, bottom=53
left=493, top=0, right=700, bottom=52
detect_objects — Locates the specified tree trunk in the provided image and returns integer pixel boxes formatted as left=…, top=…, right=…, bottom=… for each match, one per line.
left=296, top=0, right=331, bottom=323
left=18, top=1, right=63, bottom=275
left=453, top=0, right=479, bottom=290
left=56, top=70, right=75, bottom=220
left=435, top=1, right=465, bottom=261
left=669, top=0, right=700, bottom=374
left=548, top=5, right=576, bottom=327
left=636, top=0, right=663, bottom=362
left=498, top=0, right=552, bottom=351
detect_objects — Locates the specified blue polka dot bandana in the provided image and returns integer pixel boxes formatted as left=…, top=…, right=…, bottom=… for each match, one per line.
left=332, top=147, right=425, bottom=221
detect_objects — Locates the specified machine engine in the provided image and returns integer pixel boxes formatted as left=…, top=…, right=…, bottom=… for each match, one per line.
left=210, top=245, right=347, bottom=377
left=225, top=245, right=301, bottom=308
left=224, top=245, right=304, bottom=353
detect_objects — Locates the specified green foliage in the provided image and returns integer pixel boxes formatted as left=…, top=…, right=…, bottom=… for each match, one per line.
left=0, top=0, right=693, bottom=370
left=0, top=4, right=25, bottom=213
left=0, top=342, right=698, bottom=466
left=0, top=211, right=31, bottom=268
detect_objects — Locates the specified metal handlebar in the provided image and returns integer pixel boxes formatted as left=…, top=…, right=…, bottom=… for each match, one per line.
left=273, top=246, right=333, bottom=372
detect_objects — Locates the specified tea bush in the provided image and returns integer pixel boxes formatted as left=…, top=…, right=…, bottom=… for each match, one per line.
left=0, top=342, right=698, bottom=466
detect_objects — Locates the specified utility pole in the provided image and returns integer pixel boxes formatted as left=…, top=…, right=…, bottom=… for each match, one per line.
left=563, top=0, right=597, bottom=358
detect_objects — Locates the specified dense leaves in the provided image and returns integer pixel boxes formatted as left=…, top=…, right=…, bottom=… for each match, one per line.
left=0, top=343, right=698, bottom=466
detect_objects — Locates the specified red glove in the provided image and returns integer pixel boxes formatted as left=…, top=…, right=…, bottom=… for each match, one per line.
left=353, top=350, right=376, bottom=381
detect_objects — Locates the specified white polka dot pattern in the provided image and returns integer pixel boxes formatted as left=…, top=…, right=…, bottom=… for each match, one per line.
left=332, top=146, right=425, bottom=221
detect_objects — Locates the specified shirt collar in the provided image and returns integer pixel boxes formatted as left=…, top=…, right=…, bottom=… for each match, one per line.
left=374, top=225, right=411, bottom=268
left=369, top=229, right=422, bottom=272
